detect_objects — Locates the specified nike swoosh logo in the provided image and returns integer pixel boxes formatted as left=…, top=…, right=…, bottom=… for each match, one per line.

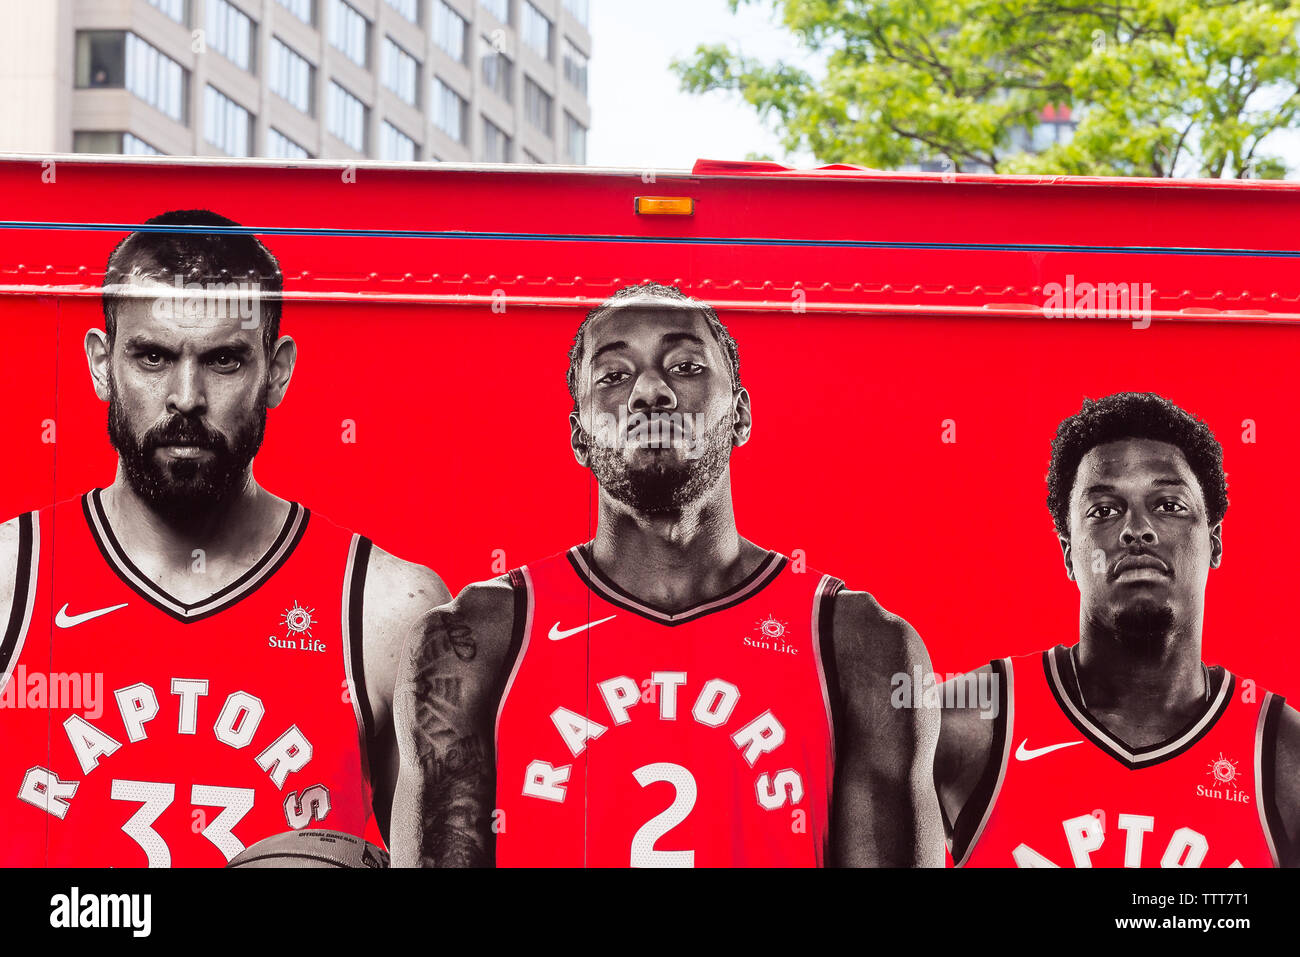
left=55, top=602, right=129, bottom=628
left=548, top=615, right=617, bottom=641
left=1015, top=738, right=1084, bottom=761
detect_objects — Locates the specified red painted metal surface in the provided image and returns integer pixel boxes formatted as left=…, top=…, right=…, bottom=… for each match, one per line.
left=1, top=153, right=1296, bottom=701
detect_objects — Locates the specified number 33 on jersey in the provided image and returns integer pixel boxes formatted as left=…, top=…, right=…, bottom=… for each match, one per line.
left=0, top=496, right=380, bottom=866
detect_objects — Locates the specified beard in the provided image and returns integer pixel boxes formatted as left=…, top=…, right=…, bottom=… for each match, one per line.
left=107, top=378, right=268, bottom=523
left=1088, top=596, right=1177, bottom=659
left=584, top=413, right=733, bottom=516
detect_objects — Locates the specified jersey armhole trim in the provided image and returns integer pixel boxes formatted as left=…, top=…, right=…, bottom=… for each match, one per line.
left=0, top=511, right=37, bottom=693
left=952, top=657, right=1013, bottom=868
left=494, top=566, right=533, bottom=754
left=1256, top=690, right=1287, bottom=868
left=811, top=575, right=844, bottom=771
left=343, top=535, right=376, bottom=749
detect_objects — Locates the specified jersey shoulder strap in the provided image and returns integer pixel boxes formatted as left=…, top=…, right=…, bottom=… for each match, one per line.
left=0, top=508, right=43, bottom=694
left=949, top=654, right=1016, bottom=866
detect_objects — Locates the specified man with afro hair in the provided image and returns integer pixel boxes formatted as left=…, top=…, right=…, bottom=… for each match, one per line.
left=935, top=392, right=1299, bottom=868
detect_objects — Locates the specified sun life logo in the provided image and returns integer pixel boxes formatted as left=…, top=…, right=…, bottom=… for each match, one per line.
left=1207, top=752, right=1239, bottom=789
left=756, top=615, right=787, bottom=640
left=282, top=601, right=315, bottom=639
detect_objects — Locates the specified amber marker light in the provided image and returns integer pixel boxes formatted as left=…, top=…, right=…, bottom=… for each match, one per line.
left=634, top=196, right=696, bottom=216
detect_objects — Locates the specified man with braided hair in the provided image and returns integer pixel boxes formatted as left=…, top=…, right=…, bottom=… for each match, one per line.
left=392, top=282, right=942, bottom=867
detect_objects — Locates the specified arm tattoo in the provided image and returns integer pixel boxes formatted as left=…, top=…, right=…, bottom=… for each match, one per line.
left=406, top=611, right=494, bottom=867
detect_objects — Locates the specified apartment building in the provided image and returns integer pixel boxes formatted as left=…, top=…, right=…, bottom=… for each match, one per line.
left=0, top=0, right=592, bottom=163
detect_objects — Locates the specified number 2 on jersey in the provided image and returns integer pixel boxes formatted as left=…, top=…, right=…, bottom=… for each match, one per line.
left=631, top=763, right=697, bottom=868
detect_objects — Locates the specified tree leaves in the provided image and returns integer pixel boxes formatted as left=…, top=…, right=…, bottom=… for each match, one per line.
left=672, top=0, right=1300, bottom=177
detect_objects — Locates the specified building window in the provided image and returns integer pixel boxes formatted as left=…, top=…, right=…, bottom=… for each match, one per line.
left=76, top=32, right=189, bottom=124
left=562, top=0, right=588, bottom=28
left=127, top=34, right=187, bottom=122
left=432, top=1, right=467, bottom=63
left=204, top=85, right=253, bottom=156
left=270, top=38, right=314, bottom=114
left=268, top=128, right=310, bottom=158
left=327, top=81, right=367, bottom=151
left=386, top=0, right=419, bottom=23
left=147, top=0, right=188, bottom=25
left=482, top=116, right=511, bottom=162
left=521, top=2, right=551, bottom=60
left=382, top=37, right=420, bottom=106
left=73, top=131, right=162, bottom=155
left=328, top=0, right=369, bottom=67
left=380, top=121, right=418, bottom=160
left=277, top=0, right=314, bottom=25
left=74, top=131, right=118, bottom=153
left=76, top=32, right=127, bottom=88
left=523, top=76, right=552, bottom=136
left=432, top=77, right=467, bottom=143
left=480, top=38, right=513, bottom=103
left=124, top=132, right=162, bottom=155
left=480, top=0, right=509, bottom=24
left=562, top=37, right=587, bottom=96
left=206, top=0, right=256, bottom=72
left=564, top=111, right=586, bottom=163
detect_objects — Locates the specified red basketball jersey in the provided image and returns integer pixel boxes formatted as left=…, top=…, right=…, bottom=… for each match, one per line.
left=954, top=645, right=1286, bottom=868
left=0, top=490, right=381, bottom=867
left=494, top=545, right=840, bottom=867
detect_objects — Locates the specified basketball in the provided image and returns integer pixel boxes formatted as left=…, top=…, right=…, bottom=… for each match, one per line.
left=226, top=829, right=389, bottom=869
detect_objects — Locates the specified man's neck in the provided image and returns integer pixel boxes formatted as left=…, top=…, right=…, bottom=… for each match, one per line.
left=1074, top=617, right=1209, bottom=725
left=101, top=468, right=286, bottom=576
left=589, top=479, right=765, bottom=613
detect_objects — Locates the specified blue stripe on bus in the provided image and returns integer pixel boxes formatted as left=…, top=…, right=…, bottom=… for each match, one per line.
left=1, top=220, right=1299, bottom=259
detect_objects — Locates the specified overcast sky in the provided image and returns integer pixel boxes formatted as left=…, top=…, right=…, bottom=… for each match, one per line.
left=587, top=0, right=816, bottom=171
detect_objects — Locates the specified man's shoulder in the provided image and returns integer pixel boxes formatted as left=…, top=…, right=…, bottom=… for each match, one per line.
left=827, top=588, right=927, bottom=676
left=304, top=503, right=453, bottom=687
left=0, top=514, right=22, bottom=546
left=364, top=542, right=448, bottom=600
left=356, top=543, right=452, bottom=682
left=940, top=660, right=1005, bottom=708
left=1274, top=695, right=1300, bottom=748
left=401, top=576, right=518, bottom=678
left=0, top=507, right=51, bottom=626
left=439, top=575, right=517, bottom=629
left=1258, top=686, right=1298, bottom=758
left=1262, top=695, right=1300, bottom=865
left=295, top=502, right=446, bottom=598
left=0, top=504, right=54, bottom=571
left=932, top=654, right=1023, bottom=813
left=0, top=516, right=21, bottom=611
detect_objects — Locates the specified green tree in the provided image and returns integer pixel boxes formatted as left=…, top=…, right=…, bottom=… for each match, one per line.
left=673, top=0, right=1300, bottom=177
